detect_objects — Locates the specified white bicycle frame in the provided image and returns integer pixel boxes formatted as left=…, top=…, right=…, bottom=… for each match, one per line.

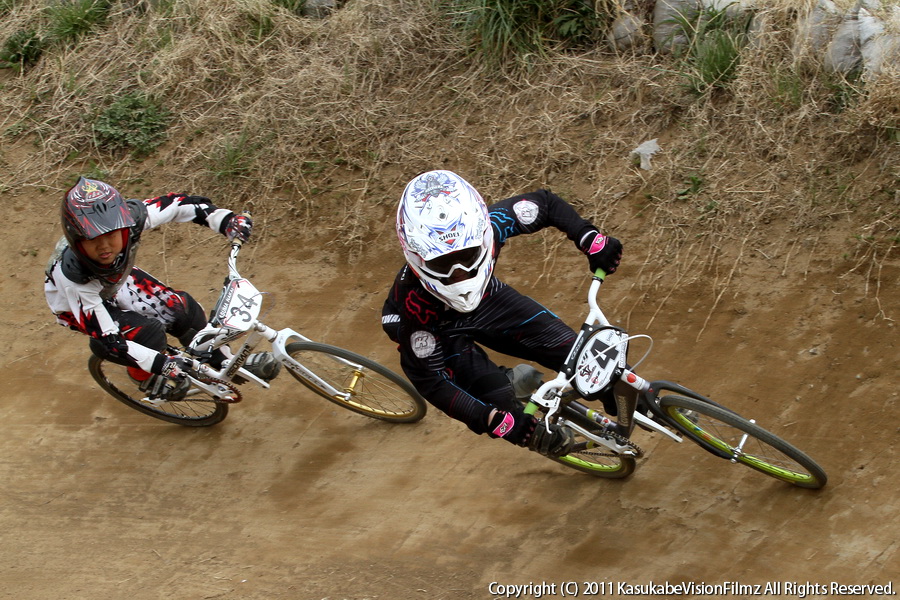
left=180, top=242, right=365, bottom=403
left=527, top=273, right=682, bottom=454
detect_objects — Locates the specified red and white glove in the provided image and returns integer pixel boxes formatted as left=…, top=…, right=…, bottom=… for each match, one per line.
left=225, top=214, right=253, bottom=242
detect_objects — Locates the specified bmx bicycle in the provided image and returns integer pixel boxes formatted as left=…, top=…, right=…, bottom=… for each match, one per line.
left=88, top=239, right=427, bottom=427
left=521, top=270, right=827, bottom=489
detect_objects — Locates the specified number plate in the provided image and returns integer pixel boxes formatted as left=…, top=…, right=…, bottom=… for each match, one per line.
left=213, top=278, right=262, bottom=331
left=573, top=328, right=628, bottom=398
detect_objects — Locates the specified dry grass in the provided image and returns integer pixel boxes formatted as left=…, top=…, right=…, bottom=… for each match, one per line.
left=0, top=0, right=897, bottom=276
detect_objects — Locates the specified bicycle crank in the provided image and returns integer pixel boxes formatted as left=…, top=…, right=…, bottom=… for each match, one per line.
left=195, top=377, right=243, bottom=403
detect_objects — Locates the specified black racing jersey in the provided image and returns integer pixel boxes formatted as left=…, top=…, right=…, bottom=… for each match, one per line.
left=382, top=189, right=597, bottom=432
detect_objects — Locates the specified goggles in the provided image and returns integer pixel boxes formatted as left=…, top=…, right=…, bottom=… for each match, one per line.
left=421, top=245, right=488, bottom=279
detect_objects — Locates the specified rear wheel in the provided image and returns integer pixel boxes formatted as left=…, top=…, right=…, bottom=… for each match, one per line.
left=658, top=395, right=827, bottom=489
left=528, top=404, right=636, bottom=479
left=88, top=356, right=228, bottom=427
left=284, top=341, right=426, bottom=423
left=551, top=430, right=637, bottom=478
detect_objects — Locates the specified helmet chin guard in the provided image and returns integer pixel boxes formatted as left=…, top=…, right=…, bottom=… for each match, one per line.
left=397, top=170, right=494, bottom=312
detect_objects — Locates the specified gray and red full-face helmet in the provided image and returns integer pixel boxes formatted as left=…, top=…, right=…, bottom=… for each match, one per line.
left=61, top=177, right=137, bottom=278
left=396, top=170, right=494, bottom=312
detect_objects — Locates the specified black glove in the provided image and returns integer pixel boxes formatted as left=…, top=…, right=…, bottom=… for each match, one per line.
left=225, top=214, right=253, bottom=242
left=529, top=421, right=576, bottom=457
left=580, top=230, right=622, bottom=275
left=99, top=333, right=130, bottom=360
left=487, top=410, right=537, bottom=446
left=157, top=355, right=194, bottom=381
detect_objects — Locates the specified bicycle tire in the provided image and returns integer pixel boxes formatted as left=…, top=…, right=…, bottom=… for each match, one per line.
left=658, top=395, right=827, bottom=489
left=527, top=404, right=636, bottom=479
left=88, top=355, right=228, bottom=427
left=284, top=341, right=427, bottom=423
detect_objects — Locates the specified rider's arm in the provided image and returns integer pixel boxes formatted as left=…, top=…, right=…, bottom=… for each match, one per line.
left=488, top=189, right=597, bottom=251
left=141, top=193, right=237, bottom=236
left=399, top=344, right=495, bottom=435
left=489, top=189, right=621, bottom=274
left=382, top=271, right=495, bottom=434
left=44, top=263, right=166, bottom=373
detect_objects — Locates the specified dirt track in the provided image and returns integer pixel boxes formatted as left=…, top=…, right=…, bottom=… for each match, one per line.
left=3, top=197, right=898, bottom=600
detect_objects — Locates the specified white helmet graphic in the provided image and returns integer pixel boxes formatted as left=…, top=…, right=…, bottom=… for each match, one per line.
left=397, top=170, right=494, bottom=312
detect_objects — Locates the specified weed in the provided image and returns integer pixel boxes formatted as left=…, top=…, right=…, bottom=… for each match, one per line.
left=441, top=0, right=615, bottom=67
left=272, top=0, right=305, bottom=15
left=666, top=4, right=752, bottom=95
left=207, top=132, right=261, bottom=181
left=770, top=66, right=804, bottom=110
left=0, top=29, right=44, bottom=71
left=677, top=174, right=704, bottom=199
left=45, top=0, right=111, bottom=45
left=824, top=71, right=862, bottom=113
left=246, top=10, right=276, bottom=41
left=4, top=121, right=28, bottom=138
left=92, top=92, right=170, bottom=156
left=80, top=162, right=111, bottom=181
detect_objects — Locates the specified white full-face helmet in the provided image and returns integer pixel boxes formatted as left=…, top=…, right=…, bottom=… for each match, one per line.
left=397, top=170, right=494, bottom=312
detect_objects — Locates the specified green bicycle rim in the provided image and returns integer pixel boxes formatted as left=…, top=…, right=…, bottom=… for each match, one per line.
left=665, top=406, right=821, bottom=487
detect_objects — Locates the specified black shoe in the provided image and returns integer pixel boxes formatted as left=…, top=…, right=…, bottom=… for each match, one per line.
left=138, top=374, right=189, bottom=402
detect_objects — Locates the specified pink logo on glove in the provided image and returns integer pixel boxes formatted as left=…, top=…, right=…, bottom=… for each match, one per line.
left=492, top=412, right=515, bottom=438
left=588, top=234, right=607, bottom=254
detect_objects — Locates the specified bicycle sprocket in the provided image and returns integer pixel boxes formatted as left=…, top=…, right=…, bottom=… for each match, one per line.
left=197, top=377, right=243, bottom=404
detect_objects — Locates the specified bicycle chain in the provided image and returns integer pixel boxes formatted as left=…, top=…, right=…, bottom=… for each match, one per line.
left=582, top=428, right=644, bottom=458
left=197, top=377, right=243, bottom=404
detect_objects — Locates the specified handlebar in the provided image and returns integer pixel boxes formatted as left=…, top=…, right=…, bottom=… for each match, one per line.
left=225, top=211, right=251, bottom=280
left=226, top=242, right=243, bottom=281
left=588, top=268, right=610, bottom=328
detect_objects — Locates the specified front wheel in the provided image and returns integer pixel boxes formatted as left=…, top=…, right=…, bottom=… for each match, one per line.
left=658, top=395, right=827, bottom=489
left=284, top=341, right=426, bottom=423
left=88, top=356, right=228, bottom=427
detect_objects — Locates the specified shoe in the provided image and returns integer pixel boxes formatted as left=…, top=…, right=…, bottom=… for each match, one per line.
left=243, top=352, right=281, bottom=382
left=134, top=372, right=189, bottom=402
left=504, top=363, right=544, bottom=400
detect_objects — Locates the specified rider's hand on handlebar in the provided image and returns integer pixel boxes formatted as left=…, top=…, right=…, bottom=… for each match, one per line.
left=528, top=421, right=576, bottom=458
left=225, top=213, right=253, bottom=243
left=580, top=230, right=622, bottom=275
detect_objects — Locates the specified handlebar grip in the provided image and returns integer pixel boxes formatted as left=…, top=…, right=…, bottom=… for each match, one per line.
left=229, top=211, right=252, bottom=248
left=593, top=268, right=607, bottom=280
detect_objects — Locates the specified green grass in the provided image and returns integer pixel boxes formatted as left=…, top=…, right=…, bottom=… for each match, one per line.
left=666, top=4, right=752, bottom=95
left=92, top=92, right=170, bottom=156
left=207, top=132, right=261, bottom=181
left=0, top=29, right=44, bottom=71
left=441, top=0, right=614, bottom=67
left=45, top=0, right=112, bottom=45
